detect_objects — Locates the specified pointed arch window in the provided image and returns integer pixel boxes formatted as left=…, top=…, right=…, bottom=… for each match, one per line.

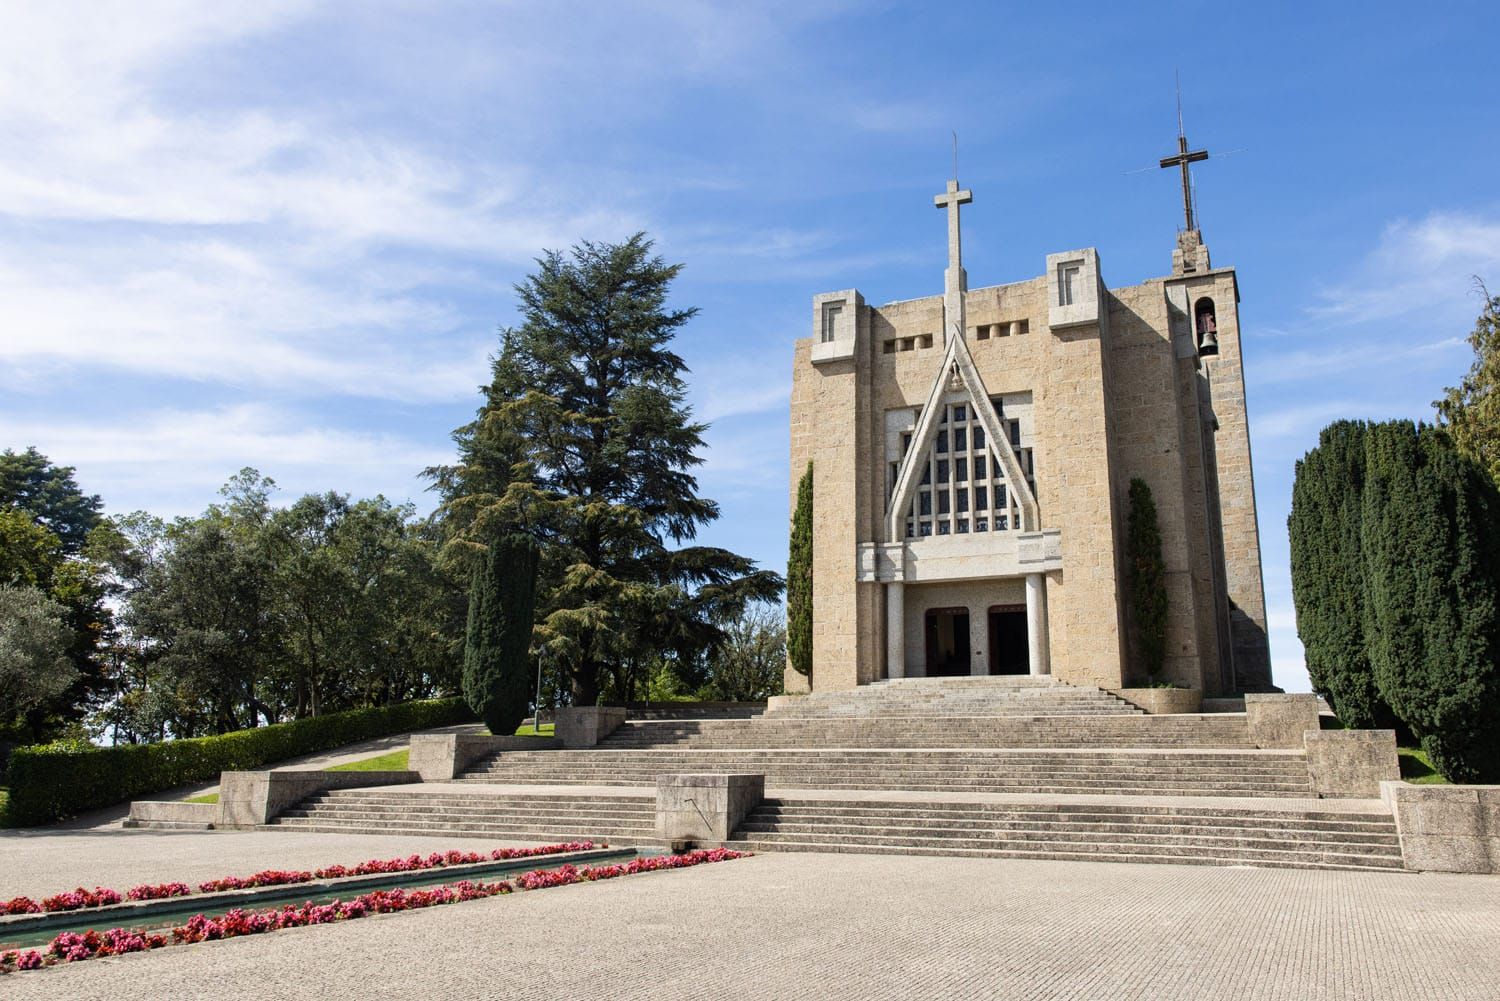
left=902, top=397, right=1036, bottom=539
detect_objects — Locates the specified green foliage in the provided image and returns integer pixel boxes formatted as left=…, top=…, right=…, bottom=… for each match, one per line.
left=786, top=462, right=813, bottom=678
left=1397, top=746, right=1448, bottom=785
left=432, top=234, right=782, bottom=706
left=0, top=447, right=102, bottom=554
left=1435, top=288, right=1500, bottom=486
left=1125, top=478, right=1168, bottom=681
left=0, top=586, right=78, bottom=721
left=1288, top=421, right=1394, bottom=729
left=463, top=531, right=540, bottom=734
left=97, top=470, right=465, bottom=742
left=2, top=697, right=472, bottom=827
left=327, top=748, right=410, bottom=772
left=1361, top=421, right=1500, bottom=783
left=700, top=603, right=786, bottom=702
left=0, top=477, right=113, bottom=741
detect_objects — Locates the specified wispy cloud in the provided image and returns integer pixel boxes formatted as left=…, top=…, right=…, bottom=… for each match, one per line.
left=2, top=403, right=448, bottom=517
left=1310, top=210, right=1500, bottom=325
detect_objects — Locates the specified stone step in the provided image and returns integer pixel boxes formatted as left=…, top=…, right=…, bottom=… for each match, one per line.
left=733, top=817, right=1400, bottom=847
left=271, top=819, right=664, bottom=844
left=732, top=828, right=1398, bottom=858
left=722, top=837, right=1405, bottom=872
left=722, top=794, right=1404, bottom=872
left=752, top=803, right=1393, bottom=831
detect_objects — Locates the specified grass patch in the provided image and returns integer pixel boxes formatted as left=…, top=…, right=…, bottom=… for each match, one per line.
left=184, top=792, right=220, bottom=804
left=327, top=748, right=410, bottom=772
left=514, top=723, right=554, bottom=737
left=0, top=788, right=9, bottom=827
left=1398, top=746, right=1448, bottom=784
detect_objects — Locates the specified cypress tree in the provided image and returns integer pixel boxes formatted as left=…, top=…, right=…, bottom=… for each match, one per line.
left=463, top=530, right=540, bottom=735
left=1125, top=478, right=1168, bottom=682
left=787, top=462, right=813, bottom=677
left=1362, top=421, right=1500, bottom=782
left=1288, top=421, right=1394, bottom=728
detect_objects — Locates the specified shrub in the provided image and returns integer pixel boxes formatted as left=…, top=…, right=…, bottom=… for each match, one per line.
left=787, top=462, right=813, bottom=678
left=1288, top=420, right=1396, bottom=729
left=1361, top=422, right=1500, bottom=782
left=2, top=697, right=473, bottom=827
left=462, top=531, right=539, bottom=734
left=1125, top=478, right=1168, bottom=682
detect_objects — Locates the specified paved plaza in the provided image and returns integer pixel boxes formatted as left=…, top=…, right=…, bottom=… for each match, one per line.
left=4, top=833, right=1498, bottom=1000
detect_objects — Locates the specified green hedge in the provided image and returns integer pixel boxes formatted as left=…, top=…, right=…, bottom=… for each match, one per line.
left=2, top=697, right=474, bottom=828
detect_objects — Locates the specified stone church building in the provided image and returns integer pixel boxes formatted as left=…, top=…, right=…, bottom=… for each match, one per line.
left=786, top=171, right=1272, bottom=696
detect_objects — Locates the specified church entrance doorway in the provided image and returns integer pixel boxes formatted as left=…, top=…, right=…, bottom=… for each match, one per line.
left=924, top=607, right=970, bottom=676
left=988, top=605, right=1029, bottom=675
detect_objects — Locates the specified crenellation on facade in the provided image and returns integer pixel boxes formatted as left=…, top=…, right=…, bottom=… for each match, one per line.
left=787, top=178, right=1273, bottom=694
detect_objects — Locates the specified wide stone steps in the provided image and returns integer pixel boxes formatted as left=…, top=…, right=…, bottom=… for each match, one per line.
left=459, top=750, right=1312, bottom=798
left=764, top=678, right=1146, bottom=719
left=597, top=716, right=1253, bottom=750
left=270, top=790, right=660, bottom=844
left=724, top=798, right=1404, bottom=872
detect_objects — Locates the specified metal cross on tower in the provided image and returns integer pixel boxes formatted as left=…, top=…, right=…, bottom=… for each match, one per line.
left=1159, top=85, right=1209, bottom=231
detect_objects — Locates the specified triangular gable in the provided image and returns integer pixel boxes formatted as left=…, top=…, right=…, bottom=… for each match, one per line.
left=885, top=324, right=1039, bottom=542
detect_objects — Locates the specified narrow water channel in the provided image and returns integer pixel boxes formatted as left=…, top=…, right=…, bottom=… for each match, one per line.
left=0, top=848, right=642, bottom=951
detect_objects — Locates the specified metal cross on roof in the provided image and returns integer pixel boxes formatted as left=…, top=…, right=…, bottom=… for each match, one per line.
left=1159, top=85, right=1209, bottom=232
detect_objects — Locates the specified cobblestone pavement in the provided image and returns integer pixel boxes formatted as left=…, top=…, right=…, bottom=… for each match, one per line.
left=5, top=850, right=1499, bottom=1000
left=0, top=828, right=526, bottom=900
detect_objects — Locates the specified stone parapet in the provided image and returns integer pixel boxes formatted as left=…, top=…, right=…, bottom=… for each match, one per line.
left=217, top=769, right=418, bottom=828
left=655, top=773, right=765, bottom=847
left=1244, top=693, right=1321, bottom=749
left=1304, top=730, right=1399, bottom=798
left=1380, top=781, right=1500, bottom=873
left=555, top=706, right=627, bottom=748
left=408, top=733, right=561, bottom=781
left=1114, top=688, right=1203, bottom=715
left=123, top=801, right=217, bottom=830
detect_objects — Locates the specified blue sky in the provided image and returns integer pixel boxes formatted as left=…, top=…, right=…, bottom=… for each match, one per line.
left=3, top=1, right=1498, bottom=693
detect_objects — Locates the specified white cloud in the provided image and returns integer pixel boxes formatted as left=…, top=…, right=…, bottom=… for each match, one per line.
left=3, top=403, right=450, bottom=517
left=1310, top=211, right=1500, bottom=325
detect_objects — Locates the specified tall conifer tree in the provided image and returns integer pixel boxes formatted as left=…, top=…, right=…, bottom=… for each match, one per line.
left=1288, top=421, right=1394, bottom=728
left=1362, top=421, right=1500, bottom=782
left=433, top=235, right=782, bottom=706
left=463, top=530, right=539, bottom=735
left=787, top=463, right=813, bottom=678
left=1125, top=478, right=1168, bottom=682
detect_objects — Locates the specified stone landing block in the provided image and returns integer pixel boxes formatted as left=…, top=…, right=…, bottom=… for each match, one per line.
left=123, top=801, right=217, bottom=830
left=1381, top=781, right=1500, bottom=873
left=1305, top=729, right=1399, bottom=798
left=409, top=733, right=561, bottom=780
left=218, top=769, right=419, bottom=828
left=656, top=774, right=765, bottom=847
left=556, top=706, right=627, bottom=748
left=1244, top=693, right=1321, bottom=748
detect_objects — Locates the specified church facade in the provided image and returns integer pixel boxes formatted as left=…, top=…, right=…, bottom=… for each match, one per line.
left=786, top=177, right=1272, bottom=696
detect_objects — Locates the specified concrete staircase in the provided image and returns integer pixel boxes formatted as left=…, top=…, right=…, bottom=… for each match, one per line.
left=724, top=796, right=1405, bottom=872
left=765, top=676, right=1144, bottom=718
left=271, top=788, right=660, bottom=845
left=263, top=678, right=1408, bottom=873
left=458, top=747, right=1313, bottom=798
left=597, top=715, right=1253, bottom=750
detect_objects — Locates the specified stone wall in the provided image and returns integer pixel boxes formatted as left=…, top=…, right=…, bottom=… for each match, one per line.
left=1175, top=270, right=1271, bottom=689
left=787, top=246, right=1271, bottom=694
left=1105, top=282, right=1210, bottom=690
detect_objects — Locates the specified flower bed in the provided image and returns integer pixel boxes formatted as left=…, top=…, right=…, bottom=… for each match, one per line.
left=1, top=841, right=597, bottom=912
left=0, top=848, right=747, bottom=974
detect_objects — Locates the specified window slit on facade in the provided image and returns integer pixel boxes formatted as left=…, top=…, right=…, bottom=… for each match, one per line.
left=902, top=397, right=1036, bottom=539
